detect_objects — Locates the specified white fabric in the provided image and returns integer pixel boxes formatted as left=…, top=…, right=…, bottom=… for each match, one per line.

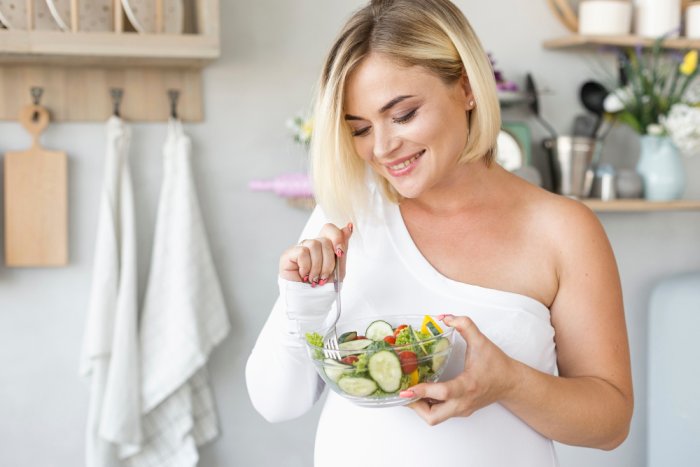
left=123, top=119, right=230, bottom=467
left=246, top=191, right=560, bottom=466
left=81, top=116, right=142, bottom=467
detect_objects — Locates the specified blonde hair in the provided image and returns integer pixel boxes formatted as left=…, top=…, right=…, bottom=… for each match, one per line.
left=310, top=0, right=501, bottom=223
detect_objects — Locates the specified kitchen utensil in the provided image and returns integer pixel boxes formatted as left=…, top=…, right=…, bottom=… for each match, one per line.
left=525, top=73, right=558, bottom=191
left=121, top=0, right=184, bottom=34
left=46, top=0, right=113, bottom=32
left=572, top=113, right=598, bottom=137
left=4, top=100, right=68, bottom=266
left=324, top=257, right=342, bottom=360
left=543, top=136, right=599, bottom=198
left=579, top=80, right=609, bottom=138
left=0, top=0, right=27, bottom=29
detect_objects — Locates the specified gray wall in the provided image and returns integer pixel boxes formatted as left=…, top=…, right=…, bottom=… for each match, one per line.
left=1, top=1, right=699, bottom=466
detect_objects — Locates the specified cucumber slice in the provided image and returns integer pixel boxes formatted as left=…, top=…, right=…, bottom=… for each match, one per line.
left=323, top=358, right=353, bottom=383
left=339, top=339, right=373, bottom=352
left=365, top=320, right=394, bottom=341
left=431, top=337, right=451, bottom=372
left=338, top=331, right=357, bottom=343
left=338, top=376, right=378, bottom=397
left=368, top=350, right=402, bottom=392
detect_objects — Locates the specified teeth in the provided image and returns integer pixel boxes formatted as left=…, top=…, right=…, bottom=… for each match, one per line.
left=389, top=152, right=422, bottom=170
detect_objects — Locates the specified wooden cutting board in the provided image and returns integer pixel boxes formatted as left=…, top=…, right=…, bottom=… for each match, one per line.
left=4, top=104, right=68, bottom=267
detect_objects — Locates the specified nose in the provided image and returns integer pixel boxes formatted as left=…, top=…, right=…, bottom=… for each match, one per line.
left=373, top=125, right=401, bottom=159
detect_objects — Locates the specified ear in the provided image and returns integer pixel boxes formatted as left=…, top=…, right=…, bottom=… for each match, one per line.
left=460, top=71, right=476, bottom=111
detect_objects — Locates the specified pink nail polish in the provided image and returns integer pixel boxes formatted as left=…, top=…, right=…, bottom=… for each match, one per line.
left=335, top=248, right=344, bottom=257
left=436, top=314, right=446, bottom=320
left=303, top=275, right=309, bottom=283
left=348, top=223, right=354, bottom=233
left=318, top=278, right=327, bottom=286
left=399, top=390, right=415, bottom=398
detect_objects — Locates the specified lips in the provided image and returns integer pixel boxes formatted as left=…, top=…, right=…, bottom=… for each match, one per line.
left=385, top=150, right=425, bottom=176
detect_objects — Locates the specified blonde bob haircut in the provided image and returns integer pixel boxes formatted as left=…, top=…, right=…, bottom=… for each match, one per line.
left=310, top=0, right=501, bottom=223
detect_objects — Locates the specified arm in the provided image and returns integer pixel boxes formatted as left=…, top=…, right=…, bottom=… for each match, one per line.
left=246, top=207, right=354, bottom=422
left=245, top=279, right=335, bottom=423
left=405, top=202, right=633, bottom=449
left=501, top=203, right=632, bottom=449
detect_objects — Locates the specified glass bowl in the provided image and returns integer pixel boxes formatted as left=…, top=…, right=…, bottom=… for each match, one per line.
left=303, top=314, right=455, bottom=408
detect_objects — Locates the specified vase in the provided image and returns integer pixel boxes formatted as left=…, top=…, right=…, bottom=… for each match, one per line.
left=636, top=135, right=685, bottom=201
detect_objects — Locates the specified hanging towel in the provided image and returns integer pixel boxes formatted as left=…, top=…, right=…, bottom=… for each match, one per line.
left=80, top=116, right=142, bottom=467
left=123, top=119, right=230, bottom=467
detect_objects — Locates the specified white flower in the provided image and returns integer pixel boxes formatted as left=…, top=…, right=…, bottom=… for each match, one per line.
left=662, top=104, right=700, bottom=156
left=604, top=87, right=628, bottom=113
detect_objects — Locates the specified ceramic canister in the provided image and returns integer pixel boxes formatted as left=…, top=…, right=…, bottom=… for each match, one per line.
left=686, top=1, right=700, bottom=38
left=635, top=0, right=682, bottom=37
left=579, top=0, right=632, bottom=35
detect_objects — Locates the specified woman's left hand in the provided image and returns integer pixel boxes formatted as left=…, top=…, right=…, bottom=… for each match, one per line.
left=403, top=314, right=518, bottom=426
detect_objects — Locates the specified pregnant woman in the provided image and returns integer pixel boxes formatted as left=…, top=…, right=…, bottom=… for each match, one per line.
left=246, top=1, right=633, bottom=465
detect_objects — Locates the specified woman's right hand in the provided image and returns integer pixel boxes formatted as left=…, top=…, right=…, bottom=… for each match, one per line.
left=279, top=222, right=353, bottom=286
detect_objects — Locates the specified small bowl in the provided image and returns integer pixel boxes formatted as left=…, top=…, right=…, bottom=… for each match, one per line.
left=303, top=315, right=455, bottom=408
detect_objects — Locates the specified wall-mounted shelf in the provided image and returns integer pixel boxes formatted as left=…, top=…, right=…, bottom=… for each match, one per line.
left=0, top=0, right=219, bottom=122
left=544, top=35, right=700, bottom=50
left=583, top=199, right=700, bottom=212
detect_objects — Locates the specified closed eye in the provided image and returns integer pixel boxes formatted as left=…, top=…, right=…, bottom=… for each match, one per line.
left=351, top=126, right=371, bottom=137
left=393, top=108, right=417, bottom=124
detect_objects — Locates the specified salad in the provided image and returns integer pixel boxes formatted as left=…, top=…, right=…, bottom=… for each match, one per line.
left=305, top=315, right=451, bottom=399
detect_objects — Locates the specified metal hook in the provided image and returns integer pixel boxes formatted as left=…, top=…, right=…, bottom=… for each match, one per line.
left=30, top=87, right=43, bottom=106
left=30, top=87, right=44, bottom=122
left=110, top=88, right=124, bottom=117
left=168, top=89, right=180, bottom=119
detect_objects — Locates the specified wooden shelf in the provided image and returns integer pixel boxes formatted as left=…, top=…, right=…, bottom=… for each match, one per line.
left=583, top=200, right=700, bottom=212
left=0, top=0, right=219, bottom=121
left=0, top=30, right=219, bottom=67
left=544, top=35, right=700, bottom=50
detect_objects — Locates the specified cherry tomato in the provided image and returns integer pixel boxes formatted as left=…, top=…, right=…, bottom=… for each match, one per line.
left=398, top=351, right=418, bottom=374
left=393, top=324, right=408, bottom=336
left=383, top=335, right=396, bottom=345
left=340, top=355, right=359, bottom=365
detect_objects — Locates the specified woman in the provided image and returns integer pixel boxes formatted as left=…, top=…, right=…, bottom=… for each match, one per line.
left=246, top=0, right=633, bottom=465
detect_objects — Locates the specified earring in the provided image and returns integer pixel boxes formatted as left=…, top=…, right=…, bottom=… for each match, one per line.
left=469, top=100, right=475, bottom=108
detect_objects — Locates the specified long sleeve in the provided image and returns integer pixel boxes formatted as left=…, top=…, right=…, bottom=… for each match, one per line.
left=245, top=206, right=338, bottom=423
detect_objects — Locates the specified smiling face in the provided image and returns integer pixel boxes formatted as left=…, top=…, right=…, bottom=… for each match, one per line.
left=343, top=53, right=475, bottom=200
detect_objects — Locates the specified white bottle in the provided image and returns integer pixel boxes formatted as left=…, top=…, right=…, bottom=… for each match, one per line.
left=635, top=0, right=681, bottom=37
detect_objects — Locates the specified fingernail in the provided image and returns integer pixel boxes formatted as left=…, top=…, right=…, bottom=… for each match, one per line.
left=399, top=390, right=415, bottom=398
left=436, top=314, right=446, bottom=320
left=318, top=278, right=327, bottom=286
left=348, top=223, right=354, bottom=233
left=335, top=247, right=344, bottom=257
left=311, top=277, right=319, bottom=287
left=302, top=275, right=309, bottom=283
left=439, top=314, right=454, bottom=321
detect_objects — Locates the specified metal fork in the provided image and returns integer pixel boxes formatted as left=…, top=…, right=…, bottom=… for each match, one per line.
left=324, top=256, right=342, bottom=360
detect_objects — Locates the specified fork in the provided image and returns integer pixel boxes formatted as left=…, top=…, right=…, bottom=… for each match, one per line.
left=324, top=256, right=342, bottom=360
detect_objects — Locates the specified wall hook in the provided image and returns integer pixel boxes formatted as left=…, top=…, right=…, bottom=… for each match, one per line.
left=168, top=89, right=180, bottom=119
left=30, top=87, right=45, bottom=122
left=110, top=88, right=124, bottom=117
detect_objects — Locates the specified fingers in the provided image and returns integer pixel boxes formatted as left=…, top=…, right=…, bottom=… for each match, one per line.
left=279, top=222, right=353, bottom=284
left=440, top=314, right=482, bottom=346
left=403, top=381, right=462, bottom=426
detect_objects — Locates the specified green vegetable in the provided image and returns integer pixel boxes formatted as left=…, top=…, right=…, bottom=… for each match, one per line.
left=305, top=332, right=324, bottom=359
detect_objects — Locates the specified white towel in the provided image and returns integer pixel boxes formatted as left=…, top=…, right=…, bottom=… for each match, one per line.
left=123, top=119, right=230, bottom=467
left=81, top=116, right=142, bottom=467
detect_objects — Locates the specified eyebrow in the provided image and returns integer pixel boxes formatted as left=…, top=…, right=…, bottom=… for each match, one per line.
left=344, top=95, right=415, bottom=121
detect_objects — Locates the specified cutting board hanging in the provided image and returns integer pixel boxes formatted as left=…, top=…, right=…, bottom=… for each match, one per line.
left=4, top=104, right=68, bottom=267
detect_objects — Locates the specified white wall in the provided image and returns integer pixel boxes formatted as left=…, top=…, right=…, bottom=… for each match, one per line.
left=1, top=1, right=699, bottom=466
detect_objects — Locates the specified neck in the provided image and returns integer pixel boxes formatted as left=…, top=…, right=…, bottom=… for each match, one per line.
left=401, top=159, right=504, bottom=216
